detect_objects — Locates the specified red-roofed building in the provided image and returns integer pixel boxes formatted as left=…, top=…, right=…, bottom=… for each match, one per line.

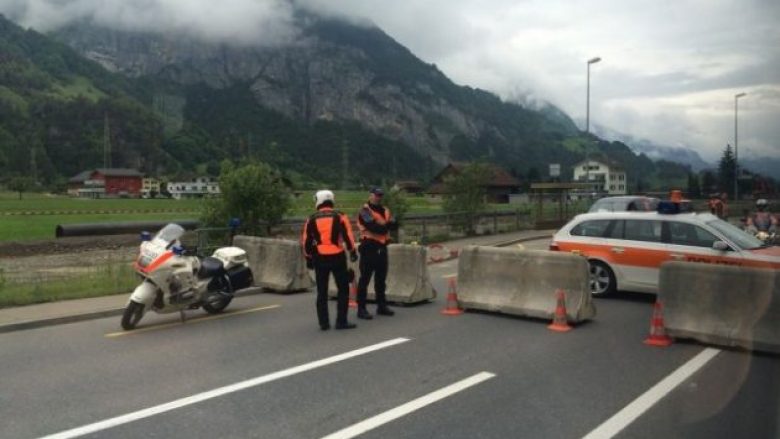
left=68, top=168, right=144, bottom=198
left=427, top=162, right=521, bottom=203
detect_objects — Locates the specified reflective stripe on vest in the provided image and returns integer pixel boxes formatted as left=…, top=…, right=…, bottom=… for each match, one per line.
left=358, top=204, right=391, bottom=244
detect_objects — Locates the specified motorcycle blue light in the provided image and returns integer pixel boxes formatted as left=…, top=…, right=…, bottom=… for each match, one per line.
left=140, top=231, right=152, bottom=242
left=229, top=217, right=241, bottom=229
left=172, top=245, right=185, bottom=255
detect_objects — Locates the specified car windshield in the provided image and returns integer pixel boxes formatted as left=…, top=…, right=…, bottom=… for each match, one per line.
left=154, top=223, right=185, bottom=244
left=706, top=218, right=763, bottom=249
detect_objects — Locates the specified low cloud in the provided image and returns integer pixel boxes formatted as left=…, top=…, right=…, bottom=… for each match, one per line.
left=1, top=0, right=778, bottom=162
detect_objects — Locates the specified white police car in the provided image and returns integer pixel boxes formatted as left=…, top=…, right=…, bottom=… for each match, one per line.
left=550, top=201, right=780, bottom=296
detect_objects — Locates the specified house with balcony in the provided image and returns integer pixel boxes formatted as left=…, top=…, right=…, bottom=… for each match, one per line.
left=572, top=159, right=628, bottom=195
left=166, top=177, right=221, bottom=199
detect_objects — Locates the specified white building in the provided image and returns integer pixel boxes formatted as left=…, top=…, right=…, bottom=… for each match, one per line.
left=141, top=178, right=161, bottom=198
left=166, top=177, right=220, bottom=199
left=572, top=159, right=628, bottom=195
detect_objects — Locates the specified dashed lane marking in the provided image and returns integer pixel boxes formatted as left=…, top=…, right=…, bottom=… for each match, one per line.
left=581, top=348, right=721, bottom=439
left=39, top=338, right=412, bottom=439
left=321, top=371, right=496, bottom=439
left=104, top=304, right=281, bottom=338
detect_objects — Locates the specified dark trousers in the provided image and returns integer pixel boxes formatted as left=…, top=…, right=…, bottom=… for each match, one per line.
left=357, top=241, right=388, bottom=309
left=314, top=253, right=350, bottom=327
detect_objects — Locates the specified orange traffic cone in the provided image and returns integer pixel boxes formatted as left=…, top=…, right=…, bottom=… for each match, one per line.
left=644, top=300, right=673, bottom=347
left=348, top=280, right=358, bottom=309
left=441, top=278, right=464, bottom=315
left=547, top=289, right=572, bottom=332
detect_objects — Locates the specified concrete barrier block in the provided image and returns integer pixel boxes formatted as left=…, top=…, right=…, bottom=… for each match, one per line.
left=456, top=245, right=595, bottom=322
left=328, top=244, right=436, bottom=304
left=233, top=235, right=313, bottom=293
left=659, top=262, right=779, bottom=353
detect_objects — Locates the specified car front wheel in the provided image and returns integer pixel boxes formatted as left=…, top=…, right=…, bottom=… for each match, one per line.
left=589, top=260, right=616, bottom=297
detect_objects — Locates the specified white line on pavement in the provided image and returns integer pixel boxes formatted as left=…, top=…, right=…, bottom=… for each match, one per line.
left=39, top=337, right=412, bottom=439
left=321, top=371, right=496, bottom=439
left=581, top=348, right=721, bottom=439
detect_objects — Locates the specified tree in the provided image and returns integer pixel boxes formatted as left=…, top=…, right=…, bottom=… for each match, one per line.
left=442, top=162, right=492, bottom=235
left=7, top=176, right=33, bottom=200
left=718, top=144, right=736, bottom=197
left=701, top=170, right=717, bottom=195
left=382, top=187, right=410, bottom=242
left=687, top=172, right=701, bottom=198
left=201, top=161, right=292, bottom=235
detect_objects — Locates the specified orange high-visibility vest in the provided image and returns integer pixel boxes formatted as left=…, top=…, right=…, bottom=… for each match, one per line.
left=357, top=204, right=391, bottom=245
left=301, top=208, right=355, bottom=257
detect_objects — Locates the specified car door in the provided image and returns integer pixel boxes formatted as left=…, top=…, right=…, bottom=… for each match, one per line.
left=664, top=221, right=745, bottom=267
left=614, top=219, right=669, bottom=291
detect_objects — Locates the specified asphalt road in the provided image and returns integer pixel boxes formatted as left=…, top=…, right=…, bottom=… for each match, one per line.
left=1, top=238, right=778, bottom=439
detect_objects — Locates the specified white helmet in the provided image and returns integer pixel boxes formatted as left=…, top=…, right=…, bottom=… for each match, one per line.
left=314, top=190, right=334, bottom=208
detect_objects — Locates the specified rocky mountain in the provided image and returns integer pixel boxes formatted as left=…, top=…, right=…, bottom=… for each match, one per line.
left=52, top=14, right=588, bottom=181
left=0, top=10, right=700, bottom=190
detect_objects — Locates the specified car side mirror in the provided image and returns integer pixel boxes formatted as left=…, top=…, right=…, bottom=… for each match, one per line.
left=712, top=241, right=730, bottom=251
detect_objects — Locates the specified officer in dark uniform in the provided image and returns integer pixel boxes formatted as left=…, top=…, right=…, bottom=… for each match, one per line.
left=356, top=187, right=398, bottom=319
left=301, top=190, right=358, bottom=330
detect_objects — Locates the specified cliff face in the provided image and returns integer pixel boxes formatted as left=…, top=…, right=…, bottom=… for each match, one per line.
left=53, top=16, right=578, bottom=167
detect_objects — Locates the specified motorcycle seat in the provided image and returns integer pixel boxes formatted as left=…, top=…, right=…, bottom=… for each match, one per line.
left=199, top=257, right=226, bottom=278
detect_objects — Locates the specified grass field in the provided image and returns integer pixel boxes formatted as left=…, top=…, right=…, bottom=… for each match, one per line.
left=0, top=191, right=530, bottom=242
left=0, top=262, right=137, bottom=307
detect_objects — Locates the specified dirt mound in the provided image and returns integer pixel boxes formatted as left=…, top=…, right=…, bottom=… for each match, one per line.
left=0, top=235, right=140, bottom=258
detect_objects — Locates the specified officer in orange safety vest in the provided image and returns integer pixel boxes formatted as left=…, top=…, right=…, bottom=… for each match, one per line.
left=355, top=187, right=398, bottom=319
left=301, top=190, right=358, bottom=330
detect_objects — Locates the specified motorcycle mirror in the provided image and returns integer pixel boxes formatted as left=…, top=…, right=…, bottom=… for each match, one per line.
left=140, top=231, right=151, bottom=242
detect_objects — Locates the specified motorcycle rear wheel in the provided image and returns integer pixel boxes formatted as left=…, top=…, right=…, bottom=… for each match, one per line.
left=121, top=300, right=145, bottom=330
left=203, top=276, right=233, bottom=314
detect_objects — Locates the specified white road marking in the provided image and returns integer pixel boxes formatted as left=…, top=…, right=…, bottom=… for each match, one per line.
left=321, top=371, right=496, bottom=439
left=582, top=348, right=721, bottom=439
left=104, top=304, right=281, bottom=337
left=39, top=338, right=411, bottom=439
left=442, top=273, right=457, bottom=279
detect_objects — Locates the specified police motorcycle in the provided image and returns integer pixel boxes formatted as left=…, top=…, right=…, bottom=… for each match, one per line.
left=122, top=223, right=253, bottom=330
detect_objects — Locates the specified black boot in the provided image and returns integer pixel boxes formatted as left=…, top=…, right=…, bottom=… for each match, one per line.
left=335, top=322, right=357, bottom=330
left=377, top=306, right=395, bottom=316
left=357, top=308, right=374, bottom=320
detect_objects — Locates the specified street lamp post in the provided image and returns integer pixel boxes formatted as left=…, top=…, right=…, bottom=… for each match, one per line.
left=585, top=57, right=601, bottom=191
left=734, top=92, right=746, bottom=201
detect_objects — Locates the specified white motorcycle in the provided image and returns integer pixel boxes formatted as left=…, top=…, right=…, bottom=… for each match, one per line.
left=122, top=223, right=253, bottom=330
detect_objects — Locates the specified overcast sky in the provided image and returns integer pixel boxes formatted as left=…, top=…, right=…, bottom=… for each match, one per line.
left=3, top=0, right=778, bottom=162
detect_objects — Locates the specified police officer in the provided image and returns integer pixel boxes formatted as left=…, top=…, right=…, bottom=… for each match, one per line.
left=356, top=187, right=398, bottom=319
left=746, top=199, right=778, bottom=234
left=301, top=190, right=358, bottom=330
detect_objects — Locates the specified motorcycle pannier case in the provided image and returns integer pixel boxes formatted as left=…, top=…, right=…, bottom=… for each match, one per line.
left=227, top=265, right=253, bottom=291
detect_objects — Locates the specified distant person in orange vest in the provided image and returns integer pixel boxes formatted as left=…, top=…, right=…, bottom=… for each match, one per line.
left=719, top=192, right=729, bottom=219
left=301, top=190, right=358, bottom=331
left=708, top=193, right=725, bottom=219
left=356, top=187, right=398, bottom=319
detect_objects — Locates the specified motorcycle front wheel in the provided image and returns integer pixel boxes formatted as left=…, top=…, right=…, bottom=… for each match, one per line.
left=203, top=275, right=233, bottom=314
left=121, top=300, right=145, bottom=330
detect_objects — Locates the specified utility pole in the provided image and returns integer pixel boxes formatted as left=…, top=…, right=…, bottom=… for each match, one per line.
left=103, top=112, right=112, bottom=169
left=30, top=146, right=38, bottom=185
left=341, top=140, right=349, bottom=190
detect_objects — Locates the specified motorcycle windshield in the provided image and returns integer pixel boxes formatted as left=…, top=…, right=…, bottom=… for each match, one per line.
left=155, top=223, right=186, bottom=244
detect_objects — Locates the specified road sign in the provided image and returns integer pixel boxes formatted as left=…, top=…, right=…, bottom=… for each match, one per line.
left=549, top=164, right=560, bottom=177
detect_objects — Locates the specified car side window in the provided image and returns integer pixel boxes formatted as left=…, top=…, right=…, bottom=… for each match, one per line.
left=666, top=222, right=719, bottom=248
left=571, top=220, right=611, bottom=237
left=624, top=220, right=662, bottom=243
left=606, top=220, right=624, bottom=239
